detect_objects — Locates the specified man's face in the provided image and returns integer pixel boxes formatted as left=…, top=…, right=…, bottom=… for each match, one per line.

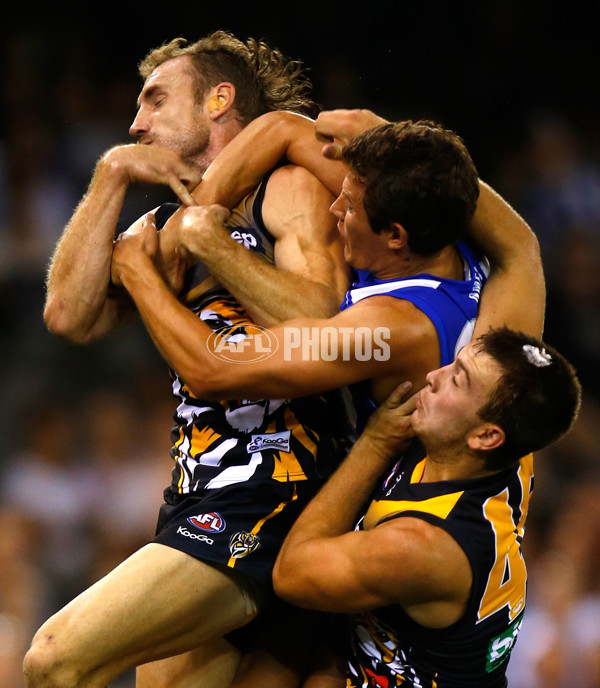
left=129, top=56, right=210, bottom=168
left=329, top=173, right=390, bottom=272
left=412, top=340, right=504, bottom=451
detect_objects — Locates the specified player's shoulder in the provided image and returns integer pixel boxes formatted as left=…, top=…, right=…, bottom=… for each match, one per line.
left=265, top=163, right=326, bottom=193
left=345, top=293, right=435, bottom=327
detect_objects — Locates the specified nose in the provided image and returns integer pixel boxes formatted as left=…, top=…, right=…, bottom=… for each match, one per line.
left=329, top=193, right=344, bottom=221
left=129, top=107, right=149, bottom=139
left=425, top=365, right=445, bottom=392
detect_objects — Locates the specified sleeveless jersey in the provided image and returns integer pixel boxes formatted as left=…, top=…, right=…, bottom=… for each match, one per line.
left=347, top=441, right=533, bottom=687
left=340, top=241, right=489, bottom=429
left=155, top=174, right=350, bottom=494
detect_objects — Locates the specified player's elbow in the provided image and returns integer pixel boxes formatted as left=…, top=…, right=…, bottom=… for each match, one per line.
left=182, top=366, right=233, bottom=401
left=43, top=298, right=92, bottom=345
left=273, top=556, right=301, bottom=603
left=523, top=226, right=542, bottom=264
left=273, top=557, right=329, bottom=611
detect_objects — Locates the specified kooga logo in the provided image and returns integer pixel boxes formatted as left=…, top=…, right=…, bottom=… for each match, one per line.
left=247, top=431, right=291, bottom=454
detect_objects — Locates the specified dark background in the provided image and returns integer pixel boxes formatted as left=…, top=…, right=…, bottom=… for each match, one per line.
left=1, top=3, right=600, bottom=686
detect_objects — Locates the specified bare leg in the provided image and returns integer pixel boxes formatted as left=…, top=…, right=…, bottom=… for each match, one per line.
left=231, top=605, right=339, bottom=688
left=23, top=543, right=257, bottom=688
left=136, top=636, right=241, bottom=688
left=301, top=648, right=346, bottom=688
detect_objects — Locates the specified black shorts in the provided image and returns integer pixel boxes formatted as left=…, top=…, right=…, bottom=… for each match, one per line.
left=152, top=479, right=321, bottom=601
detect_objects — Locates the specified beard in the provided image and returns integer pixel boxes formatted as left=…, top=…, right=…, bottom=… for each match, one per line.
left=153, top=119, right=212, bottom=172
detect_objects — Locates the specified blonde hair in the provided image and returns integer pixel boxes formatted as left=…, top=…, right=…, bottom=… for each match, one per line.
left=138, top=31, right=316, bottom=124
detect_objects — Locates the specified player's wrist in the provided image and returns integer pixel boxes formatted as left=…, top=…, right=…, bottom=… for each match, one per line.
left=96, top=146, right=133, bottom=187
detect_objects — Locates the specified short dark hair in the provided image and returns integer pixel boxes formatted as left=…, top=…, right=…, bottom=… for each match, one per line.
left=476, top=328, right=582, bottom=470
left=341, top=120, right=480, bottom=255
left=139, top=31, right=316, bottom=125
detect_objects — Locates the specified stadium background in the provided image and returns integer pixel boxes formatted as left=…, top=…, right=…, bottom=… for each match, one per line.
left=1, top=2, right=600, bottom=685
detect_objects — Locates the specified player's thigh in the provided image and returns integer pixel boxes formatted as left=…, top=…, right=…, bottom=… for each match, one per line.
left=30, top=543, right=256, bottom=679
left=136, top=637, right=241, bottom=688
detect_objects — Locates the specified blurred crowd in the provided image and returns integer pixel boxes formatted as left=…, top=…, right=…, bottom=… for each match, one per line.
left=1, top=24, right=600, bottom=688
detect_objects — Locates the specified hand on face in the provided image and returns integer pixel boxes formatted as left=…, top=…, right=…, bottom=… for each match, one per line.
left=363, top=381, right=418, bottom=456
left=176, top=204, right=231, bottom=262
left=103, top=144, right=202, bottom=206
left=315, top=109, right=389, bottom=160
left=111, top=213, right=159, bottom=286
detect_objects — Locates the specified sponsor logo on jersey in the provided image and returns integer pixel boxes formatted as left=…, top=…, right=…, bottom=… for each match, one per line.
left=176, top=526, right=214, bottom=545
left=247, top=431, right=291, bottom=454
left=187, top=512, right=226, bottom=533
left=485, top=615, right=523, bottom=672
left=230, top=229, right=259, bottom=251
left=229, top=531, right=261, bottom=559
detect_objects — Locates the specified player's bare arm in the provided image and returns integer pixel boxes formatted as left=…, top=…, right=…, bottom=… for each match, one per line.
left=272, top=384, right=472, bottom=624
left=193, top=110, right=347, bottom=201
left=112, top=217, right=435, bottom=401
left=175, top=166, right=350, bottom=326
left=469, top=181, right=544, bottom=339
left=44, top=144, right=199, bottom=344
left=314, top=108, right=389, bottom=160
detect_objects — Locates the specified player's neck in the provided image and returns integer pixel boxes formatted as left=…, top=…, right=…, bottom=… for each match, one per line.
left=421, top=449, right=499, bottom=483
left=196, top=120, right=244, bottom=175
left=376, top=244, right=463, bottom=282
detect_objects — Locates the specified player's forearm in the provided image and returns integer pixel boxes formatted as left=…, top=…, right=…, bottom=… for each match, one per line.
left=117, top=256, right=220, bottom=390
left=199, top=238, right=341, bottom=326
left=274, top=431, right=395, bottom=582
left=44, top=160, right=130, bottom=342
left=195, top=111, right=344, bottom=205
left=471, top=181, right=545, bottom=337
left=116, top=254, right=288, bottom=399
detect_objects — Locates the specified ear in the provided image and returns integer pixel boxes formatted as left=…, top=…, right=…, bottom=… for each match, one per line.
left=386, top=222, right=409, bottom=251
left=467, top=423, right=505, bottom=453
left=206, top=82, right=236, bottom=121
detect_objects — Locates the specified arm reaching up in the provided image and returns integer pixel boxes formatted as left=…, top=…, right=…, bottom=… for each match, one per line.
left=470, top=181, right=545, bottom=339
left=44, top=144, right=200, bottom=344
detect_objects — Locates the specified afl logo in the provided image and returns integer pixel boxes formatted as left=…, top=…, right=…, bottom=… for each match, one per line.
left=187, top=512, right=226, bottom=533
left=207, top=325, right=279, bottom=364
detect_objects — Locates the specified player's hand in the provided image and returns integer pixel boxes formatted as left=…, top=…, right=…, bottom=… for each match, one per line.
left=363, top=382, right=418, bottom=456
left=315, top=109, right=389, bottom=159
left=101, top=144, right=201, bottom=206
left=111, top=213, right=159, bottom=286
left=176, top=204, right=232, bottom=262
left=155, top=222, right=188, bottom=295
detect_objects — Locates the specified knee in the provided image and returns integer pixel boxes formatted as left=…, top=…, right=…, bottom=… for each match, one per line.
left=23, top=631, right=79, bottom=688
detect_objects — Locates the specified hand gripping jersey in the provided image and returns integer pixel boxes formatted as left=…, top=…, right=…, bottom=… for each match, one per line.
left=340, top=241, right=489, bottom=429
left=347, top=442, right=533, bottom=687
left=154, top=174, right=351, bottom=496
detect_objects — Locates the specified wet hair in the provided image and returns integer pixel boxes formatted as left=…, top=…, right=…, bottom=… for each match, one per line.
left=138, top=30, right=317, bottom=125
left=341, top=120, right=480, bottom=255
left=476, top=327, right=581, bottom=470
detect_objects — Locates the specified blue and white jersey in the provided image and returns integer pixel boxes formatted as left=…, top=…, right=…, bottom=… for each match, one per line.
left=341, top=241, right=489, bottom=430
left=340, top=241, right=489, bottom=366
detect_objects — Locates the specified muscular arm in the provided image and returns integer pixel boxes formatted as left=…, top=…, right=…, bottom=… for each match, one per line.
left=113, top=218, right=429, bottom=401
left=44, top=144, right=199, bottom=344
left=192, top=111, right=347, bottom=202
left=157, top=111, right=351, bottom=326
left=272, top=387, right=471, bottom=622
left=470, top=181, right=545, bottom=338
left=177, top=166, right=350, bottom=326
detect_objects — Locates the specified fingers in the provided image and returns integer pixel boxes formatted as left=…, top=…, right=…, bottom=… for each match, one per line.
left=169, top=176, right=198, bottom=207
left=383, top=381, right=412, bottom=407
left=142, top=212, right=157, bottom=228
left=321, top=143, right=344, bottom=160
left=316, top=109, right=389, bottom=149
left=181, top=204, right=230, bottom=227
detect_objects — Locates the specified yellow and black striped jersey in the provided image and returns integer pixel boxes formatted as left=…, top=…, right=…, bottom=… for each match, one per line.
left=154, top=176, right=352, bottom=495
left=348, top=440, right=533, bottom=687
